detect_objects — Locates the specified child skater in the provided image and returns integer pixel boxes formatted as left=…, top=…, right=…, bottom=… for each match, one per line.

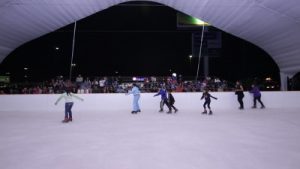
left=126, top=83, right=141, bottom=114
left=168, top=89, right=178, bottom=113
left=54, top=89, right=84, bottom=123
left=154, top=86, right=171, bottom=113
left=201, top=88, right=217, bottom=115
left=249, top=84, right=265, bottom=109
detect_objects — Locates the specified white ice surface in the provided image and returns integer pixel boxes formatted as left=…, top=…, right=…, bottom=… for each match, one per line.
left=1, top=107, right=300, bottom=169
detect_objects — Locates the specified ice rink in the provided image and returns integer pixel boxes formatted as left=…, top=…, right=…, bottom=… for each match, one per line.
left=1, top=93, right=300, bottom=169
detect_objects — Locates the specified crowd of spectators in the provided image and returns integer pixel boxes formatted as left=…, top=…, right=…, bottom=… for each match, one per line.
left=0, top=75, right=233, bottom=94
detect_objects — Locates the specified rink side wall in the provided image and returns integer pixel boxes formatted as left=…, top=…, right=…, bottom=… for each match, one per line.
left=0, top=92, right=300, bottom=112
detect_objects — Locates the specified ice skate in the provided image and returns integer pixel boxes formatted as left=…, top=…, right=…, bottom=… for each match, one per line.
left=137, top=109, right=141, bottom=112
left=209, top=110, right=213, bottom=115
left=68, top=117, right=72, bottom=122
left=167, top=110, right=172, bottom=114
left=261, top=106, right=265, bottom=109
left=159, top=109, right=163, bottom=112
left=251, top=106, right=257, bottom=109
left=202, top=110, right=207, bottom=114
left=62, top=117, right=69, bottom=123
left=131, top=111, right=137, bottom=114
left=174, top=109, right=178, bottom=113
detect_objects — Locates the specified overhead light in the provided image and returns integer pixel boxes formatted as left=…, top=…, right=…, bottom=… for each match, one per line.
left=265, top=77, right=272, bottom=81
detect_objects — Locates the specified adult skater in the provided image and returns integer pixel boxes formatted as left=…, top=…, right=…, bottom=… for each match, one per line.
left=154, top=86, right=171, bottom=113
left=126, top=83, right=141, bottom=114
left=201, top=88, right=217, bottom=115
left=235, top=81, right=244, bottom=109
left=54, top=89, right=84, bottom=123
left=167, top=89, right=178, bottom=113
left=249, top=84, right=265, bottom=109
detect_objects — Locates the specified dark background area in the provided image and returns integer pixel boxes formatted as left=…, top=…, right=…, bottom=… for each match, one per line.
left=0, top=1, right=279, bottom=83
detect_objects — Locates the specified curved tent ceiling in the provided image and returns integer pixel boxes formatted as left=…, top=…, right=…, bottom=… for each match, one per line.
left=0, top=0, right=300, bottom=76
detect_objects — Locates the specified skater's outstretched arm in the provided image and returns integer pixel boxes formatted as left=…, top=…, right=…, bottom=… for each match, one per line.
left=200, top=94, right=204, bottom=100
left=71, top=93, right=84, bottom=101
left=54, top=94, right=64, bottom=105
left=154, top=91, right=161, bottom=97
left=210, top=95, right=218, bottom=100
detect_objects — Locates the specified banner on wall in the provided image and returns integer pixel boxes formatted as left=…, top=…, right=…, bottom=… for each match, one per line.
left=0, top=76, right=10, bottom=83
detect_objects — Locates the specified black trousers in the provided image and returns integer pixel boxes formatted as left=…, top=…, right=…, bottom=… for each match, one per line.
left=169, top=102, right=177, bottom=111
left=203, top=100, right=211, bottom=109
left=237, top=96, right=244, bottom=109
left=254, top=96, right=264, bottom=107
left=160, top=99, right=171, bottom=111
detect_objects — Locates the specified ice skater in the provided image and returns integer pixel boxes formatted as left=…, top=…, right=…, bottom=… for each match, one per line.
left=154, top=86, right=171, bottom=113
left=201, top=88, right=217, bottom=115
left=126, top=83, right=141, bottom=114
left=249, top=84, right=265, bottom=109
left=235, top=81, right=244, bottom=109
left=54, top=89, right=84, bottom=123
left=168, top=89, right=178, bottom=113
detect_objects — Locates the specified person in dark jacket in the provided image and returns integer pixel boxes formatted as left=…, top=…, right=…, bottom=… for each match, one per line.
left=235, top=81, right=244, bottom=109
left=167, top=89, right=178, bottom=113
left=249, top=84, right=265, bottom=109
left=201, top=89, right=217, bottom=115
left=154, top=86, right=171, bottom=113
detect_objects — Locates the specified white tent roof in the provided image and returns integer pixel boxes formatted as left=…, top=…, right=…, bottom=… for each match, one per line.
left=0, top=0, right=300, bottom=75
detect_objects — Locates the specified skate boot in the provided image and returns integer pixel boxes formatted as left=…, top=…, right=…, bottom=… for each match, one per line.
left=137, top=109, right=141, bottom=112
left=261, top=106, right=265, bottom=109
left=167, top=110, right=172, bottom=114
left=62, top=117, right=69, bottom=123
left=174, top=109, right=178, bottom=113
left=159, top=109, right=164, bottom=113
left=202, top=110, right=207, bottom=115
left=209, top=110, right=213, bottom=115
left=68, top=117, right=72, bottom=122
left=251, top=106, right=257, bottom=109
left=131, top=111, right=137, bottom=114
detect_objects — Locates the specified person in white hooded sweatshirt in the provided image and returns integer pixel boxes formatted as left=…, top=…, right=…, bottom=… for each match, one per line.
left=55, top=89, right=84, bottom=123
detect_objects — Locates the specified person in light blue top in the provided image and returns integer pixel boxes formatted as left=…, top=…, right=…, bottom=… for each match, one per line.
left=126, top=83, right=141, bottom=114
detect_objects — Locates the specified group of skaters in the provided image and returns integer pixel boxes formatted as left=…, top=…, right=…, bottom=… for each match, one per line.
left=126, top=83, right=178, bottom=114
left=128, top=81, right=265, bottom=115
left=54, top=81, right=265, bottom=123
left=235, top=81, right=265, bottom=110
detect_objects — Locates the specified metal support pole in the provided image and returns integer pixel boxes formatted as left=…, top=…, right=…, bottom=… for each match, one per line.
left=195, top=24, right=205, bottom=81
left=204, top=55, right=209, bottom=78
left=69, top=21, right=77, bottom=80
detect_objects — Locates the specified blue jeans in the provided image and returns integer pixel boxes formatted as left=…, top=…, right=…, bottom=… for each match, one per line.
left=133, top=95, right=140, bottom=111
left=65, top=102, right=74, bottom=118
